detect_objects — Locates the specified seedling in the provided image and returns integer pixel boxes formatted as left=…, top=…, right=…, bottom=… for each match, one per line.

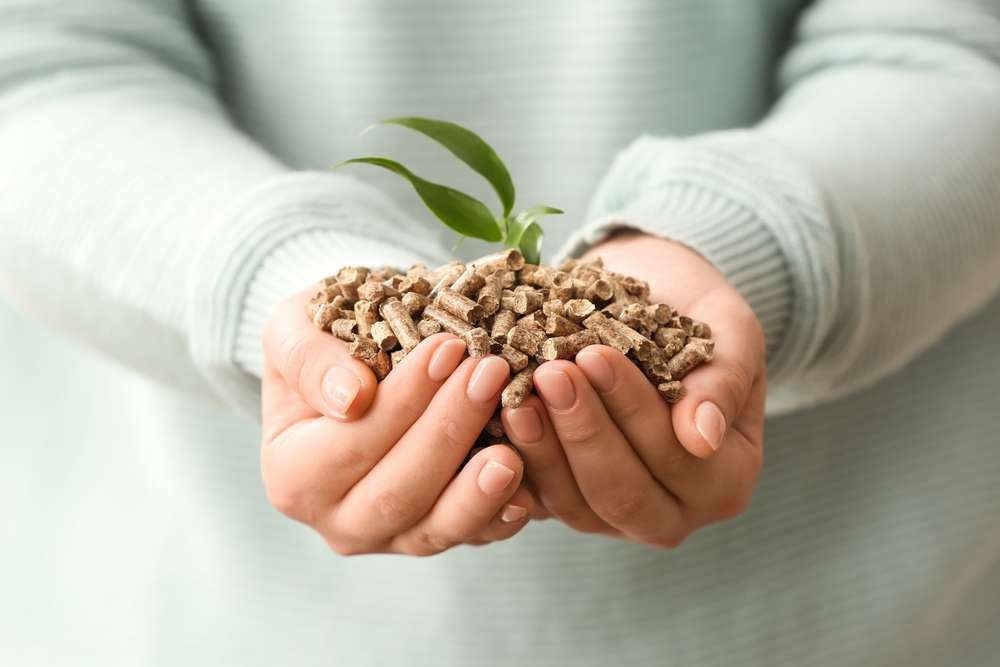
left=335, top=117, right=562, bottom=264
left=311, top=117, right=714, bottom=458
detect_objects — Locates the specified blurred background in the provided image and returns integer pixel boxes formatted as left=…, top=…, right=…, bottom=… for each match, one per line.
left=3, top=1, right=1000, bottom=665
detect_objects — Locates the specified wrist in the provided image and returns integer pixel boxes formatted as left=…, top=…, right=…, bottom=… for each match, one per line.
left=188, top=170, right=445, bottom=415
left=559, top=194, right=792, bottom=376
left=584, top=230, right=736, bottom=311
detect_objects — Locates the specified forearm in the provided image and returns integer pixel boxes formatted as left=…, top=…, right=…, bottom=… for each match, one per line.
left=759, top=31, right=1000, bottom=402
left=561, top=0, right=1000, bottom=413
left=0, top=1, right=445, bottom=410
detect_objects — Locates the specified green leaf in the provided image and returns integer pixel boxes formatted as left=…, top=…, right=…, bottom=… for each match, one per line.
left=375, top=117, right=517, bottom=217
left=517, top=222, right=544, bottom=265
left=506, top=205, right=562, bottom=247
left=336, top=157, right=502, bottom=242
left=505, top=205, right=562, bottom=264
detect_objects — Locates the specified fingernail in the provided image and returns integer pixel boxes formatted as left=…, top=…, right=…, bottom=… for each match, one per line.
left=322, top=366, right=361, bottom=419
left=427, top=338, right=467, bottom=381
left=501, top=504, right=528, bottom=523
left=466, top=356, right=510, bottom=402
left=506, top=406, right=543, bottom=443
left=534, top=369, right=576, bottom=410
left=695, top=401, right=726, bottom=451
left=478, top=460, right=515, bottom=495
left=576, top=350, right=615, bottom=392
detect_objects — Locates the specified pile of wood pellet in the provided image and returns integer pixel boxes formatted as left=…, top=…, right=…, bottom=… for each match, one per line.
left=306, top=249, right=713, bottom=453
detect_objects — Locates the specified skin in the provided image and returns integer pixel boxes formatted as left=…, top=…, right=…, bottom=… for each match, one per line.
left=260, top=231, right=765, bottom=554
left=260, top=291, right=536, bottom=556
left=501, top=232, right=767, bottom=547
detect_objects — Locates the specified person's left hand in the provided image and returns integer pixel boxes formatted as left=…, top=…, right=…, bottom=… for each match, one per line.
left=501, top=232, right=766, bottom=548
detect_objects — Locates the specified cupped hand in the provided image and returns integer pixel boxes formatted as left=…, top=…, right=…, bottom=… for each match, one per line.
left=502, top=232, right=766, bottom=548
left=259, top=288, right=536, bottom=556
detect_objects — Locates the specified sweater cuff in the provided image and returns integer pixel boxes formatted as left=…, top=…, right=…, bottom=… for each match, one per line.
left=233, top=230, right=427, bottom=380
left=188, top=171, right=443, bottom=415
left=557, top=195, right=793, bottom=365
left=557, top=132, right=839, bottom=384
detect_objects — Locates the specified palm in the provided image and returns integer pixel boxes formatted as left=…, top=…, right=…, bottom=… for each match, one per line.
left=498, top=231, right=766, bottom=547
left=584, top=231, right=766, bottom=451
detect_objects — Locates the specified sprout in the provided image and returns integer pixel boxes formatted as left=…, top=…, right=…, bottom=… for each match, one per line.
left=335, top=117, right=562, bottom=264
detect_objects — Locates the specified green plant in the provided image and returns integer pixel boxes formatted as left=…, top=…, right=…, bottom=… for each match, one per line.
left=335, top=117, right=562, bottom=264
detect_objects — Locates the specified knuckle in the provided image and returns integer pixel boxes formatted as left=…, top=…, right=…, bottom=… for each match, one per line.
left=557, top=508, right=608, bottom=534
left=280, top=334, right=314, bottom=389
left=600, top=490, right=647, bottom=525
left=300, top=354, right=332, bottom=392
left=392, top=395, right=426, bottom=428
left=441, top=416, right=480, bottom=452
left=656, top=446, right=690, bottom=479
left=716, top=488, right=753, bottom=521
left=413, top=531, right=457, bottom=555
left=719, top=361, right=753, bottom=404
left=265, top=486, right=315, bottom=524
left=611, top=397, right=643, bottom=422
left=331, top=438, right=370, bottom=476
left=557, top=418, right=602, bottom=447
left=372, top=489, right=422, bottom=528
left=265, top=487, right=298, bottom=518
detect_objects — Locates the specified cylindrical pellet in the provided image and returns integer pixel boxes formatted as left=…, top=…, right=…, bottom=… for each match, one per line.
left=401, top=291, right=430, bottom=317
left=506, top=325, right=547, bottom=356
left=417, top=317, right=443, bottom=338
left=498, top=344, right=530, bottom=372
left=354, top=300, right=378, bottom=337
left=490, top=309, right=517, bottom=341
left=461, top=327, right=492, bottom=358
left=538, top=329, right=600, bottom=361
left=379, top=297, right=422, bottom=351
left=501, top=366, right=536, bottom=409
left=436, top=288, right=484, bottom=324
left=422, top=304, right=473, bottom=335
left=371, top=320, right=398, bottom=351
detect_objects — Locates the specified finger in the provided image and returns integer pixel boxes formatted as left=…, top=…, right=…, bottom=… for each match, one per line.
left=475, top=483, right=537, bottom=541
left=332, top=355, right=510, bottom=544
left=682, top=421, right=764, bottom=525
left=502, top=395, right=613, bottom=535
left=261, top=364, right=317, bottom=445
left=575, top=344, right=763, bottom=514
left=671, top=288, right=764, bottom=459
left=663, top=377, right=766, bottom=525
left=263, top=290, right=377, bottom=421
left=574, top=345, right=698, bottom=488
left=533, top=361, right=685, bottom=546
left=522, top=484, right=554, bottom=520
left=260, top=333, right=469, bottom=516
left=390, top=447, right=528, bottom=555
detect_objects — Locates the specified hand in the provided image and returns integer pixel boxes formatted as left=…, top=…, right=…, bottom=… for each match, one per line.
left=259, top=288, right=535, bottom=556
left=502, top=232, right=766, bottom=548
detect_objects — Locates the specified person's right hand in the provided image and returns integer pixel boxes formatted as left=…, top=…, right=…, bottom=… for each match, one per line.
left=259, top=288, right=535, bottom=556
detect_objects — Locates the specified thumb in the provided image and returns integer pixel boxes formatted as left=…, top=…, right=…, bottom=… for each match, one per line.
left=263, top=291, right=378, bottom=421
left=670, top=319, right=761, bottom=459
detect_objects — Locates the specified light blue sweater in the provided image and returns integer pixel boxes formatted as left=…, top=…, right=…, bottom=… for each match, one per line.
left=1, top=1, right=1000, bottom=665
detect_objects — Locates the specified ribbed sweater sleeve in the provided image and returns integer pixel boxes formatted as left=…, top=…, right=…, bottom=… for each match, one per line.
left=0, top=1, right=441, bottom=413
left=561, top=0, right=1000, bottom=414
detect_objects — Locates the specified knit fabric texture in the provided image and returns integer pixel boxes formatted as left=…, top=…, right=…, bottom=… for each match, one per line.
left=1, top=1, right=999, bottom=664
